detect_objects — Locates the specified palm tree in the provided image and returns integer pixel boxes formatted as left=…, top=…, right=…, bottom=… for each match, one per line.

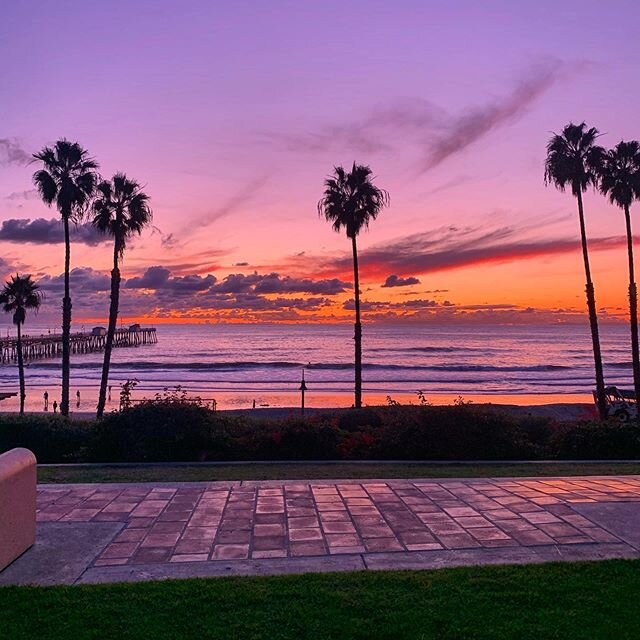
left=92, top=173, right=152, bottom=418
left=33, top=140, right=98, bottom=416
left=0, top=275, right=43, bottom=414
left=545, top=123, right=607, bottom=419
left=595, top=141, right=640, bottom=413
left=318, top=163, right=389, bottom=408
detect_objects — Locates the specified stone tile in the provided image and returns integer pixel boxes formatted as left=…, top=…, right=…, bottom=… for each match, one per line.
left=94, top=558, right=129, bottom=567
left=289, top=527, right=323, bottom=542
left=437, top=533, right=481, bottom=549
left=405, top=543, right=443, bottom=551
left=170, top=554, right=209, bottom=563
left=216, top=530, right=251, bottom=544
left=212, top=544, right=250, bottom=560
left=510, top=529, right=555, bottom=545
left=329, top=545, right=365, bottom=555
left=364, top=538, right=404, bottom=553
left=290, top=542, right=327, bottom=557
left=454, top=516, right=493, bottom=528
left=140, top=532, right=180, bottom=547
left=126, top=517, right=155, bottom=529
left=100, top=542, right=138, bottom=559
left=150, top=521, right=186, bottom=534
left=175, top=539, right=212, bottom=554
left=288, top=516, right=320, bottom=528
left=521, top=512, right=562, bottom=525
left=325, top=534, right=362, bottom=547
left=181, top=526, right=217, bottom=540
left=444, top=507, right=480, bottom=517
left=321, top=521, right=357, bottom=534
left=252, top=549, right=288, bottom=559
left=538, top=523, right=583, bottom=538
left=132, top=547, right=172, bottom=564
left=252, top=536, right=286, bottom=551
left=254, top=524, right=285, bottom=537
left=114, top=528, right=147, bottom=543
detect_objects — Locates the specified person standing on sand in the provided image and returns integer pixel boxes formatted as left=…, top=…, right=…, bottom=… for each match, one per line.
left=76, top=390, right=81, bottom=408
left=108, top=385, right=112, bottom=401
left=52, top=400, right=57, bottom=414
left=43, top=391, right=48, bottom=411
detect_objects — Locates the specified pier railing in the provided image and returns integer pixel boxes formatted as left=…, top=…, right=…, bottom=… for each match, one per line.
left=0, top=327, right=157, bottom=364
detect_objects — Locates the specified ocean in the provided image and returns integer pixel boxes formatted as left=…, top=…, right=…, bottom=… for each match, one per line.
left=0, top=322, right=635, bottom=412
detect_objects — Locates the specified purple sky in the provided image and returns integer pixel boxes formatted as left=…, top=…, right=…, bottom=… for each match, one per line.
left=2, top=1, right=640, bottom=324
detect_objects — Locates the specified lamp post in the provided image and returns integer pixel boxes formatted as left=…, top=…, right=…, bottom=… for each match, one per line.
left=299, top=368, right=307, bottom=417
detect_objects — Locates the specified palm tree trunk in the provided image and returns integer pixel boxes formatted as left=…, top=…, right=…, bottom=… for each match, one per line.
left=17, top=322, right=25, bottom=415
left=97, top=243, right=121, bottom=418
left=351, top=234, right=362, bottom=409
left=576, top=191, right=607, bottom=419
left=61, top=217, right=72, bottom=416
left=623, top=204, right=640, bottom=415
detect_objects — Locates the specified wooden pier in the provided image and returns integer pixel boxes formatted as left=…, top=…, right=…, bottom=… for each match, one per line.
left=0, top=327, right=157, bottom=364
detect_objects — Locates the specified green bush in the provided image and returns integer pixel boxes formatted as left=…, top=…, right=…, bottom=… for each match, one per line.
left=0, top=415, right=93, bottom=463
left=549, top=421, right=640, bottom=459
left=370, top=405, right=537, bottom=460
left=92, top=400, right=233, bottom=462
left=2, top=402, right=640, bottom=463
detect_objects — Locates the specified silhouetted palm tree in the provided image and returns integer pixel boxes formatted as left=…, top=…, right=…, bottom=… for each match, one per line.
left=92, top=173, right=152, bottom=418
left=33, top=140, right=98, bottom=416
left=545, top=123, right=607, bottom=419
left=595, top=141, right=640, bottom=412
left=0, top=275, right=43, bottom=414
left=318, top=163, right=389, bottom=408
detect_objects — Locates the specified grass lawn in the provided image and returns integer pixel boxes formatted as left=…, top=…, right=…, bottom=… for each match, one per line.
left=37, top=461, right=640, bottom=483
left=2, top=561, right=640, bottom=639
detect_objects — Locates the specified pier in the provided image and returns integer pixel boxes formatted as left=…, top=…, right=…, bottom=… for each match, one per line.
left=0, top=327, right=157, bottom=364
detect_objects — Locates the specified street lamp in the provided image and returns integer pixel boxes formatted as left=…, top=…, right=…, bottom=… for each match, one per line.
left=299, top=368, right=307, bottom=417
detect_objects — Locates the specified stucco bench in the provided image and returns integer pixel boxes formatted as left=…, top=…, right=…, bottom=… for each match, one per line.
left=0, top=448, right=36, bottom=571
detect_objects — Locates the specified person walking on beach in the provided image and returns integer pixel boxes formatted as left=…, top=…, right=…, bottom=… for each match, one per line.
left=76, top=389, right=81, bottom=408
left=43, top=391, right=49, bottom=411
left=52, top=400, right=58, bottom=414
left=108, top=385, right=112, bottom=401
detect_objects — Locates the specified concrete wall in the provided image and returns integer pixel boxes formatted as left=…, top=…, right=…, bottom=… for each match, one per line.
left=0, top=448, right=36, bottom=571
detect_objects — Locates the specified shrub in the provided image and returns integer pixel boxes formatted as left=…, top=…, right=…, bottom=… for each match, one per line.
left=370, top=405, right=537, bottom=460
left=92, top=399, right=233, bottom=462
left=3, top=401, right=639, bottom=464
left=550, top=421, right=640, bottom=459
left=0, top=415, right=93, bottom=463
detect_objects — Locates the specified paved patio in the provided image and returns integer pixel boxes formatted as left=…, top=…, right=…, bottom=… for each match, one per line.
left=2, top=476, right=640, bottom=585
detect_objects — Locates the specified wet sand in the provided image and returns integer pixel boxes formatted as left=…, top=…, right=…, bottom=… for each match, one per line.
left=0, top=402, right=597, bottom=422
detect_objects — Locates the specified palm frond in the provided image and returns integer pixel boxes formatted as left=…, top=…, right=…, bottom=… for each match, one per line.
left=595, top=140, right=640, bottom=209
left=0, top=274, right=43, bottom=326
left=318, top=163, right=389, bottom=238
left=544, top=122, right=603, bottom=196
left=91, top=173, right=153, bottom=256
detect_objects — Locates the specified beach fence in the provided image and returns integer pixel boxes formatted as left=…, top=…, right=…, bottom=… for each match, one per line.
left=0, top=327, right=157, bottom=364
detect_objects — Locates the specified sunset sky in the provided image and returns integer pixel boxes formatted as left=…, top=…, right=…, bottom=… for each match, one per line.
left=2, top=0, right=640, bottom=325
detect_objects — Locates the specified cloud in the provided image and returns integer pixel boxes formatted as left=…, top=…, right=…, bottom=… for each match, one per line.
left=316, top=224, right=631, bottom=279
left=38, top=267, right=111, bottom=294
left=382, top=274, right=421, bottom=288
left=421, top=62, right=564, bottom=171
left=125, top=266, right=171, bottom=289
left=252, top=273, right=350, bottom=295
left=0, top=218, right=108, bottom=246
left=187, top=176, right=269, bottom=231
left=0, top=138, right=30, bottom=166
left=4, top=189, right=38, bottom=201
left=265, top=60, right=567, bottom=171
